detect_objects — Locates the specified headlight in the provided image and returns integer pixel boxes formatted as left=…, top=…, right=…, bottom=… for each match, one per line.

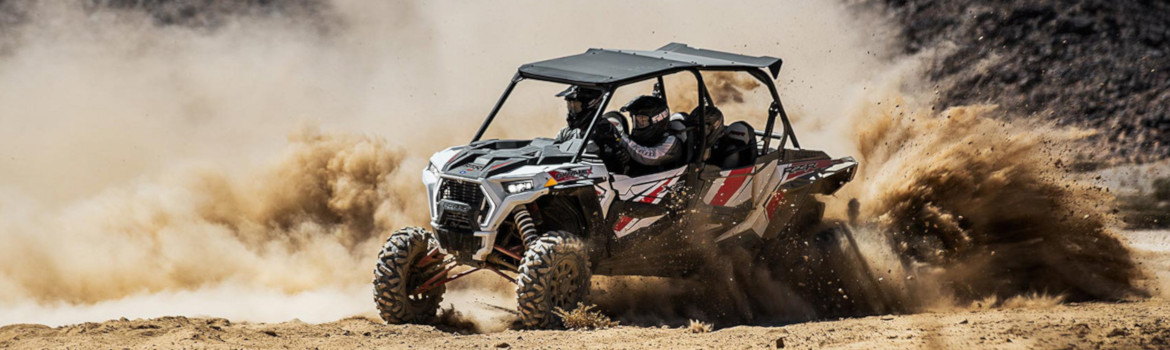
left=504, top=180, right=534, bottom=194
left=426, top=162, right=439, bottom=175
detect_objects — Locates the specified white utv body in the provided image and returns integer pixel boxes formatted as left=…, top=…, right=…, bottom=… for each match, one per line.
left=374, top=43, right=870, bottom=329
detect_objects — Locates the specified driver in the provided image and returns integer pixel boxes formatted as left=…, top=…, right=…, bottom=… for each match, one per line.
left=615, top=95, right=683, bottom=171
left=553, top=85, right=629, bottom=171
left=554, top=85, right=605, bottom=142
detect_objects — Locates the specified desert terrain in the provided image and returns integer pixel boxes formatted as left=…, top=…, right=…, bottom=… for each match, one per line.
left=3, top=299, right=1168, bottom=349
left=1, top=1, right=1168, bottom=349
left=3, top=229, right=1168, bottom=349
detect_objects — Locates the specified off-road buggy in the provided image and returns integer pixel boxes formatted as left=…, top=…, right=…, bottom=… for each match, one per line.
left=374, top=43, right=877, bottom=328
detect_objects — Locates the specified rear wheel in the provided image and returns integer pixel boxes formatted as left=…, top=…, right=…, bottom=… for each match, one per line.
left=373, top=227, right=447, bottom=324
left=765, top=222, right=885, bottom=317
left=515, top=230, right=591, bottom=329
left=812, top=223, right=888, bottom=315
left=786, top=197, right=825, bottom=236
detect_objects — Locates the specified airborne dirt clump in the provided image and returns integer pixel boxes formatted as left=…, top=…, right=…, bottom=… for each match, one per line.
left=848, top=100, right=1147, bottom=305
left=554, top=303, right=619, bottom=330
left=686, top=319, right=713, bottom=334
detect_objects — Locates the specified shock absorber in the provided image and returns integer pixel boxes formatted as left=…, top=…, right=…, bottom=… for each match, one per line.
left=512, top=206, right=539, bottom=248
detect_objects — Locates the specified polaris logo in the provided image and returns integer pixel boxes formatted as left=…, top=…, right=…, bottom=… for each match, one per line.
left=550, top=168, right=592, bottom=182
left=439, top=199, right=472, bottom=213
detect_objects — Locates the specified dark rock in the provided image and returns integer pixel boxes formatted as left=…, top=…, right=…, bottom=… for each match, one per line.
left=880, top=0, right=1170, bottom=164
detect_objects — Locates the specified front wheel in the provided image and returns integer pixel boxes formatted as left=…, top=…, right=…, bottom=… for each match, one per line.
left=515, top=230, right=591, bottom=329
left=373, top=227, right=447, bottom=324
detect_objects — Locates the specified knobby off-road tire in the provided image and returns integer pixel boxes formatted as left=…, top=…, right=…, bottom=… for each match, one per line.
left=516, top=230, right=591, bottom=329
left=785, top=197, right=825, bottom=237
left=760, top=209, right=889, bottom=319
left=797, top=223, right=886, bottom=317
left=373, top=227, right=446, bottom=324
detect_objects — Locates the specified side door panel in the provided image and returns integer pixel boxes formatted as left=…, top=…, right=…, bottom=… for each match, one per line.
left=605, top=166, right=687, bottom=238
left=700, top=166, right=756, bottom=208
left=593, top=166, right=699, bottom=276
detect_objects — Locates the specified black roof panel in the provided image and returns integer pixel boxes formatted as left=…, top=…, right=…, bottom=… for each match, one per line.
left=518, top=43, right=782, bottom=86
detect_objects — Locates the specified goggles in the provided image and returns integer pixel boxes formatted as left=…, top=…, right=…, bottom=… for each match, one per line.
left=633, top=114, right=652, bottom=128
left=566, top=100, right=584, bottom=114
left=632, top=111, right=668, bottom=129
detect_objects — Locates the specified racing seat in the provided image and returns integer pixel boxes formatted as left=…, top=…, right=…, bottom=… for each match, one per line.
left=604, top=111, right=629, bottom=135
left=710, top=121, right=757, bottom=169
left=668, top=113, right=696, bottom=163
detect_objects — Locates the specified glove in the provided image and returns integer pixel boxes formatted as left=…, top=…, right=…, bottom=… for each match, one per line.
left=592, top=119, right=620, bottom=148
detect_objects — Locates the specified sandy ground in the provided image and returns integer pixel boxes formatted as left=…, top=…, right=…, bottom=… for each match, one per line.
left=5, top=228, right=1163, bottom=350
left=3, top=229, right=1167, bottom=349
left=1, top=299, right=1167, bottom=349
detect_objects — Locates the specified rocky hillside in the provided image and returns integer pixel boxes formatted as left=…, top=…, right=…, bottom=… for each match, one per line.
left=883, top=0, right=1170, bottom=165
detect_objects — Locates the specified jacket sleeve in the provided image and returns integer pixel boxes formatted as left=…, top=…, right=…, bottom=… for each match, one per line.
left=618, top=133, right=682, bottom=166
left=555, top=127, right=581, bottom=142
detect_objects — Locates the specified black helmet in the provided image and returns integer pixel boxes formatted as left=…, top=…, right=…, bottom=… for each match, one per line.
left=621, top=95, right=670, bottom=145
left=557, top=85, right=603, bottom=129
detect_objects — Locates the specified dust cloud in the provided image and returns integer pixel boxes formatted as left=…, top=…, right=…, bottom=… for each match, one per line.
left=777, top=100, right=1156, bottom=324
left=0, top=1, right=442, bottom=325
left=0, top=0, right=892, bottom=326
left=846, top=94, right=1145, bottom=305
left=0, top=127, right=421, bottom=323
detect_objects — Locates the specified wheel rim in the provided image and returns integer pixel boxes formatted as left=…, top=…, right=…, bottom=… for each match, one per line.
left=405, top=251, right=444, bottom=303
left=550, top=258, right=582, bottom=309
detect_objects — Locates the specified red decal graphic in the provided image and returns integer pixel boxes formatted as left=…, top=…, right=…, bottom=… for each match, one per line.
left=640, top=177, right=676, bottom=203
left=489, top=161, right=513, bottom=170
left=765, top=189, right=786, bottom=219
left=614, top=216, right=634, bottom=231
left=710, top=167, right=752, bottom=206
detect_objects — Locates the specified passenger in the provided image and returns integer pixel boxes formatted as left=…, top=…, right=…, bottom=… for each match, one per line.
left=694, top=105, right=727, bottom=162
left=615, top=95, right=683, bottom=172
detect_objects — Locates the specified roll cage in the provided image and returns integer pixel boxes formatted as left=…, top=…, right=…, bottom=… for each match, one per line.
left=471, top=43, right=802, bottom=166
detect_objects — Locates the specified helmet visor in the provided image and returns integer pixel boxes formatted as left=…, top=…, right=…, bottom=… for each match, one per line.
left=633, top=114, right=652, bottom=128
left=632, top=110, right=667, bottom=129
left=566, top=100, right=584, bottom=115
